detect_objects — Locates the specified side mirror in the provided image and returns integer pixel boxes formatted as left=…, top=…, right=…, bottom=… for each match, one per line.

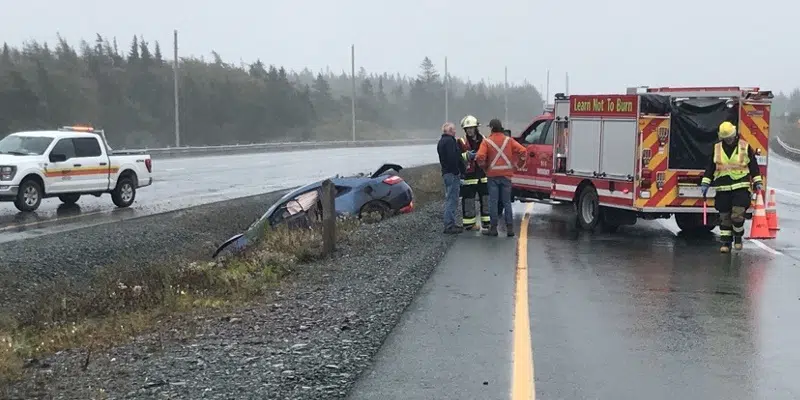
left=49, top=153, right=67, bottom=163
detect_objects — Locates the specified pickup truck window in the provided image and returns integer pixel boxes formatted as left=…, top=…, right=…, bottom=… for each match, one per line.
left=51, top=138, right=77, bottom=159
left=73, top=137, right=102, bottom=157
left=0, top=135, right=54, bottom=155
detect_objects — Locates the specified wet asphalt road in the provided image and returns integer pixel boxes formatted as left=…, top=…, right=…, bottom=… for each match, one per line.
left=0, top=144, right=436, bottom=243
left=350, top=154, right=800, bottom=399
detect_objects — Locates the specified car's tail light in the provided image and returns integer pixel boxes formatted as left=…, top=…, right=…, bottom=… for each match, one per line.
left=145, top=159, right=152, bottom=173
left=383, top=175, right=403, bottom=185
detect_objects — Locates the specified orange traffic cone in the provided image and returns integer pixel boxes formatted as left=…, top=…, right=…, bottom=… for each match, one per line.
left=746, top=191, right=774, bottom=239
left=766, top=188, right=780, bottom=231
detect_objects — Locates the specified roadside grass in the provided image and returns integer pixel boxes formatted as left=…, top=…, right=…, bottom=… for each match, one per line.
left=0, top=164, right=444, bottom=384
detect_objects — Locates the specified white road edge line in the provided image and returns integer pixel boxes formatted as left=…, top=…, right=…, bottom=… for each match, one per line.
left=773, top=187, right=800, bottom=199
left=749, top=239, right=783, bottom=255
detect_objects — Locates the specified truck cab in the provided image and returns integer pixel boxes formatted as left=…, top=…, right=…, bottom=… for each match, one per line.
left=511, top=112, right=559, bottom=202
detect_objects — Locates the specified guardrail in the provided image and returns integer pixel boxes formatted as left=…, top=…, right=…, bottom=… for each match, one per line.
left=776, top=136, right=800, bottom=156
left=114, top=139, right=440, bottom=159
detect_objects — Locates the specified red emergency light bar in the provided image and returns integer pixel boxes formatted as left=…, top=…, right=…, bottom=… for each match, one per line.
left=59, top=125, right=98, bottom=132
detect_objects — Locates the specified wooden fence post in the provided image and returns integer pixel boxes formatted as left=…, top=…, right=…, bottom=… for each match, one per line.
left=321, top=179, right=336, bottom=255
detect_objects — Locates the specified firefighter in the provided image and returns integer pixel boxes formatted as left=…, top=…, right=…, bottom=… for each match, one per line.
left=700, top=121, right=763, bottom=253
left=457, top=115, right=491, bottom=230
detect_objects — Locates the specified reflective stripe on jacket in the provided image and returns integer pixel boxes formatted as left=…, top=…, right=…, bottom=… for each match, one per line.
left=475, top=132, right=527, bottom=178
left=701, top=139, right=763, bottom=191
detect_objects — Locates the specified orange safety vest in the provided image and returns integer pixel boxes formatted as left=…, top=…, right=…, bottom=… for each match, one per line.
left=479, top=132, right=526, bottom=177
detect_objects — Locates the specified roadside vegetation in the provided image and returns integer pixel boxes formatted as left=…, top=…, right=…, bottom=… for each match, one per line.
left=0, top=165, right=444, bottom=383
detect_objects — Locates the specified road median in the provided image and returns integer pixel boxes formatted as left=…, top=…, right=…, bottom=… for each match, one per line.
left=1, top=163, right=457, bottom=399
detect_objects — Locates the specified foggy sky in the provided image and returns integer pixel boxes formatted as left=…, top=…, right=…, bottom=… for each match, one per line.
left=1, top=0, right=796, bottom=95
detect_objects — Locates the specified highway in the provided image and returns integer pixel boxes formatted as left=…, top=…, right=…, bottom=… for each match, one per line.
left=348, top=153, right=800, bottom=400
left=0, top=144, right=437, bottom=243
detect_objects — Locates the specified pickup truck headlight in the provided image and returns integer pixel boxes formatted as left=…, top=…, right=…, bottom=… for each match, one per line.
left=0, top=166, right=17, bottom=181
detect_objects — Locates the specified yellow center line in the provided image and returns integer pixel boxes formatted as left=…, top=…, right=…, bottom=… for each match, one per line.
left=512, top=202, right=535, bottom=400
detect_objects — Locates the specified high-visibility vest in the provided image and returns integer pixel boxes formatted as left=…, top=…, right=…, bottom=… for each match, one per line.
left=712, top=139, right=751, bottom=191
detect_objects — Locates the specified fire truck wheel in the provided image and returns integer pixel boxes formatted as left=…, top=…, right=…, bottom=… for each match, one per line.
left=576, top=185, right=601, bottom=230
left=675, top=213, right=714, bottom=233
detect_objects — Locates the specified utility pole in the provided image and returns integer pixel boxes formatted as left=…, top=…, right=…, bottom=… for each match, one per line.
left=504, top=66, right=509, bottom=124
left=565, top=72, right=569, bottom=95
left=173, top=29, right=180, bottom=147
left=351, top=44, right=356, bottom=141
left=545, top=69, right=550, bottom=106
left=444, top=56, right=449, bottom=123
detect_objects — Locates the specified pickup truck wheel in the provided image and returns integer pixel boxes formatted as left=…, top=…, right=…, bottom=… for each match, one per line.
left=576, top=185, right=601, bottom=231
left=111, top=177, right=136, bottom=208
left=14, top=179, right=43, bottom=212
left=58, top=194, right=81, bottom=205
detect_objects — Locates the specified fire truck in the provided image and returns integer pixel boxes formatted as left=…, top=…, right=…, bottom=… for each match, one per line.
left=510, top=86, right=773, bottom=233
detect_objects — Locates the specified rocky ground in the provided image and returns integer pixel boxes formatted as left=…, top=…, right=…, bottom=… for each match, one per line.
left=1, top=164, right=458, bottom=399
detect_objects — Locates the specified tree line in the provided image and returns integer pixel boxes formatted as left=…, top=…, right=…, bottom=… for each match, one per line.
left=0, top=34, right=545, bottom=149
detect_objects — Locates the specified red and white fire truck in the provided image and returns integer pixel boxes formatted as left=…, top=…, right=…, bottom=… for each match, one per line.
left=510, top=86, right=773, bottom=233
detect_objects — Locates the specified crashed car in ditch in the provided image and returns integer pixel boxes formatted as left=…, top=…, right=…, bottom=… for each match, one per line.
left=212, top=163, right=414, bottom=258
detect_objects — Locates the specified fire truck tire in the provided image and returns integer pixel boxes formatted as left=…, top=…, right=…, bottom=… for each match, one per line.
left=576, top=185, right=601, bottom=230
left=674, top=213, right=714, bottom=233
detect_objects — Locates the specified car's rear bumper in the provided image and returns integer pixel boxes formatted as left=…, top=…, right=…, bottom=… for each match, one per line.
left=399, top=200, right=414, bottom=213
left=138, top=177, right=153, bottom=188
left=391, top=184, right=414, bottom=213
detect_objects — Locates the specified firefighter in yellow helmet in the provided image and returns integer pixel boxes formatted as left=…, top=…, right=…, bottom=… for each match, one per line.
left=457, top=115, right=490, bottom=230
left=700, top=121, right=763, bottom=253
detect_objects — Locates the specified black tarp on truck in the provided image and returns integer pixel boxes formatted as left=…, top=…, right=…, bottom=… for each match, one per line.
left=640, top=94, right=738, bottom=170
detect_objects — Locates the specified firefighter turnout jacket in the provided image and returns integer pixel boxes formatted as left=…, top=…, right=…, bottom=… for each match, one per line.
left=701, top=138, right=762, bottom=191
left=457, top=134, right=488, bottom=185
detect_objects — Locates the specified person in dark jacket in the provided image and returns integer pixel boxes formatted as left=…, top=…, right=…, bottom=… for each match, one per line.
left=437, top=122, right=467, bottom=234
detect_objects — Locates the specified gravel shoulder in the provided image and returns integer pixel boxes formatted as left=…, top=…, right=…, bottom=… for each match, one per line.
left=0, top=190, right=289, bottom=318
left=2, top=164, right=458, bottom=399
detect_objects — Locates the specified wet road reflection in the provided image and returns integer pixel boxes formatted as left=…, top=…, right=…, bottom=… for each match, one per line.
left=0, top=145, right=437, bottom=242
left=526, top=202, right=800, bottom=399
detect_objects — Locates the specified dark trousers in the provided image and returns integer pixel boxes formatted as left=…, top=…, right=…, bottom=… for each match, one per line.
left=714, top=188, right=751, bottom=245
left=460, top=182, right=490, bottom=228
left=487, top=176, right=514, bottom=227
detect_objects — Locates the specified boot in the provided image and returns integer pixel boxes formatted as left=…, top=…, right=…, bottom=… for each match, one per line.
left=482, top=224, right=498, bottom=236
left=444, top=226, right=463, bottom=234
left=720, top=244, right=731, bottom=253
left=506, top=224, right=515, bottom=237
left=733, top=236, right=743, bottom=250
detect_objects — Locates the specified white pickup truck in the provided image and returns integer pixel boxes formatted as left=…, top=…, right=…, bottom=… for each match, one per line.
left=0, top=126, right=153, bottom=212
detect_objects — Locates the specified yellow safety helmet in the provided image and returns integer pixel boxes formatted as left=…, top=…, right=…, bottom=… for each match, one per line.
left=460, top=115, right=479, bottom=129
left=718, top=121, right=737, bottom=139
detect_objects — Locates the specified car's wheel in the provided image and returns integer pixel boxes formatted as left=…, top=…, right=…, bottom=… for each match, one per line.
left=575, top=185, right=601, bottom=231
left=359, top=201, right=391, bottom=223
left=58, top=194, right=81, bottom=205
left=15, top=178, right=43, bottom=212
left=111, top=176, right=136, bottom=208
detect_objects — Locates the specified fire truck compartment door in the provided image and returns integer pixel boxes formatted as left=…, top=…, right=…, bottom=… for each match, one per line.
left=566, top=118, right=601, bottom=177
left=599, top=119, right=637, bottom=179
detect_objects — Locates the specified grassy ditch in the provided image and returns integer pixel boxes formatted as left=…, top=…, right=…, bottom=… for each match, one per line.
left=0, top=164, right=444, bottom=383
